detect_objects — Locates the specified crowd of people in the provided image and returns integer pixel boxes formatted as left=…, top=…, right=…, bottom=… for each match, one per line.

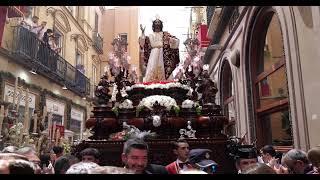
left=0, top=137, right=319, bottom=174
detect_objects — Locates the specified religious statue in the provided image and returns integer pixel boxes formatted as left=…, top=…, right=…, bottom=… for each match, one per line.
left=139, top=16, right=180, bottom=82
left=197, top=65, right=218, bottom=106
left=94, top=72, right=112, bottom=106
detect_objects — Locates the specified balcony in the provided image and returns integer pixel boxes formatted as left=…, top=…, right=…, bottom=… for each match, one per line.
left=92, top=31, right=103, bottom=54
left=11, top=25, right=90, bottom=97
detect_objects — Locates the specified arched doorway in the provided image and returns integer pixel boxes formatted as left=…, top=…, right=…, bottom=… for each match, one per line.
left=220, top=60, right=236, bottom=136
left=247, top=7, right=293, bottom=148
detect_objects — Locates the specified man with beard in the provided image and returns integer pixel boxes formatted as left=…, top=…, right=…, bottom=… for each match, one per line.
left=121, top=138, right=168, bottom=174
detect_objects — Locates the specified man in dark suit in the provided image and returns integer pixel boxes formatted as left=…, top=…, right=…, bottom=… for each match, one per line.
left=121, top=138, right=168, bottom=174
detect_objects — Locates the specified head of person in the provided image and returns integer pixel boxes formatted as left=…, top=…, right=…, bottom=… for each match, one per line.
left=80, top=148, right=100, bottom=164
left=32, top=16, right=39, bottom=23
left=188, top=149, right=218, bottom=174
left=65, top=161, right=99, bottom=174
left=152, top=19, right=163, bottom=32
left=260, top=145, right=276, bottom=163
left=242, top=163, right=276, bottom=174
left=171, top=139, right=189, bottom=162
left=40, top=21, right=47, bottom=27
left=15, top=147, right=41, bottom=170
left=52, top=146, right=64, bottom=158
left=307, top=145, right=320, bottom=171
left=122, top=138, right=149, bottom=174
left=1, top=146, right=18, bottom=153
left=235, top=145, right=258, bottom=173
left=282, top=149, right=309, bottom=174
left=54, top=155, right=79, bottom=174
left=7, top=159, right=35, bottom=174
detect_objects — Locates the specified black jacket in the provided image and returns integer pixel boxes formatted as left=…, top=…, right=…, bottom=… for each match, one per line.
left=144, top=164, right=169, bottom=174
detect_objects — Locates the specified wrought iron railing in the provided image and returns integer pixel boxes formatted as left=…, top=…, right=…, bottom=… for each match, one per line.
left=92, top=31, right=103, bottom=54
left=11, top=25, right=90, bottom=96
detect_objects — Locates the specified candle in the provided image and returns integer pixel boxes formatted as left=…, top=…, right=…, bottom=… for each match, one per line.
left=80, top=119, right=84, bottom=140
left=16, top=86, right=23, bottom=112
left=12, top=77, right=18, bottom=108
left=0, top=105, right=4, bottom=136
left=41, top=106, right=47, bottom=124
left=55, top=128, right=60, bottom=145
left=4, top=95, right=8, bottom=102
left=52, top=121, right=56, bottom=142
left=33, top=113, right=38, bottom=133
left=24, top=88, right=30, bottom=134
left=47, top=112, right=52, bottom=140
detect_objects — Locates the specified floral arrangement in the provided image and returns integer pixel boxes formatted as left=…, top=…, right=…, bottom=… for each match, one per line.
left=137, top=95, right=179, bottom=111
left=118, top=99, right=134, bottom=109
left=182, top=99, right=196, bottom=109
left=126, top=82, right=191, bottom=92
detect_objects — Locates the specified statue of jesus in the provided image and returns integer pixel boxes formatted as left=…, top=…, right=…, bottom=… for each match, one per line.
left=139, top=17, right=180, bottom=82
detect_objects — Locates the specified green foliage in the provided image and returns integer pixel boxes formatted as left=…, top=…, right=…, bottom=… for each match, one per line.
left=112, top=106, right=119, bottom=117
left=173, top=106, right=180, bottom=116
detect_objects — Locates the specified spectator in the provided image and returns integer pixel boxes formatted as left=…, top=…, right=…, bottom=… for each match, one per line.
left=7, top=159, right=35, bottom=174
left=122, top=138, right=168, bottom=174
left=54, top=154, right=79, bottom=174
left=65, top=161, right=99, bottom=174
left=282, top=149, right=312, bottom=174
left=1, top=146, right=18, bottom=153
left=166, top=139, right=192, bottom=174
left=52, top=146, right=64, bottom=159
left=187, top=149, right=218, bottom=174
left=242, top=163, right=277, bottom=174
left=15, top=147, right=41, bottom=174
left=80, top=148, right=100, bottom=164
left=307, top=145, right=320, bottom=174
left=234, top=145, right=258, bottom=174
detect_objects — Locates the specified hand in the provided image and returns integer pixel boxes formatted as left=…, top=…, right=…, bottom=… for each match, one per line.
left=274, top=165, right=289, bottom=174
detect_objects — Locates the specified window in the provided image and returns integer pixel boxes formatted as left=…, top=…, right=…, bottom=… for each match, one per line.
left=249, top=10, right=292, bottom=147
left=221, top=60, right=236, bottom=136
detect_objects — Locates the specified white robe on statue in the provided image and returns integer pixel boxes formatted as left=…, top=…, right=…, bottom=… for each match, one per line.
left=143, top=32, right=166, bottom=82
left=143, top=32, right=180, bottom=82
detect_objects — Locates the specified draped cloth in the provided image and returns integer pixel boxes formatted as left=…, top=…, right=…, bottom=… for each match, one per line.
left=141, top=31, right=180, bottom=82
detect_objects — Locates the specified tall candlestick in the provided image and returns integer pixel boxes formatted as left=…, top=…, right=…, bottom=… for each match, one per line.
left=4, top=95, right=8, bottom=102
left=33, top=113, right=38, bottom=133
left=0, top=105, right=4, bottom=136
left=55, top=128, right=60, bottom=145
left=16, top=86, right=23, bottom=112
left=42, top=106, right=47, bottom=124
left=12, top=77, right=18, bottom=108
left=47, top=112, right=52, bottom=141
left=52, top=121, right=56, bottom=142
left=24, top=88, right=30, bottom=134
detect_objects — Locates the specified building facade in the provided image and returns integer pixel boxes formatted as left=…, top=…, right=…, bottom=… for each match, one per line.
left=101, top=6, right=139, bottom=78
left=204, top=6, right=320, bottom=151
left=0, top=6, right=104, bottom=142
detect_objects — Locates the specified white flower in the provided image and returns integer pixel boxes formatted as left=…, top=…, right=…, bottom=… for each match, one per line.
left=111, top=84, right=118, bottom=102
left=203, top=64, right=210, bottom=71
left=137, top=95, right=178, bottom=111
left=152, top=115, right=161, bottom=127
left=119, top=99, right=133, bottom=109
left=182, top=99, right=195, bottom=109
